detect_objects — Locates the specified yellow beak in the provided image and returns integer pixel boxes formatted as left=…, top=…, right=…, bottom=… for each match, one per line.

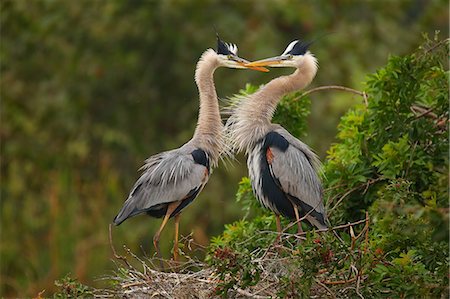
left=231, top=55, right=269, bottom=72
left=237, top=62, right=269, bottom=72
left=244, top=56, right=285, bottom=67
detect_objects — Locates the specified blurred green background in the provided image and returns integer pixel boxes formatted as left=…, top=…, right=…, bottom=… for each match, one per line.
left=1, top=0, right=448, bottom=297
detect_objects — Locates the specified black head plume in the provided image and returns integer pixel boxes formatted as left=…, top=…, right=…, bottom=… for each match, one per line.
left=282, top=40, right=312, bottom=56
left=216, top=34, right=238, bottom=56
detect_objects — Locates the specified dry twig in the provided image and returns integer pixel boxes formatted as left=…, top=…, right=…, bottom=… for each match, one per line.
left=315, top=278, right=337, bottom=299
left=108, top=224, right=133, bottom=269
left=301, top=85, right=366, bottom=99
left=236, top=288, right=271, bottom=299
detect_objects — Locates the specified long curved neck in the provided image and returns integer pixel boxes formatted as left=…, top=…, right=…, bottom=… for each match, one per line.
left=192, top=49, right=223, bottom=164
left=227, top=53, right=318, bottom=153
left=251, top=53, right=318, bottom=122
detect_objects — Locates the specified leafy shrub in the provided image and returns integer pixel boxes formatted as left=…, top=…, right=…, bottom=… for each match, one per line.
left=326, top=35, right=448, bottom=223
left=53, top=275, right=93, bottom=298
left=207, top=36, right=449, bottom=298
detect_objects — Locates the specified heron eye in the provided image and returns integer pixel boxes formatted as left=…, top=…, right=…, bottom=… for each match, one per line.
left=227, top=55, right=232, bottom=59
left=288, top=55, right=294, bottom=59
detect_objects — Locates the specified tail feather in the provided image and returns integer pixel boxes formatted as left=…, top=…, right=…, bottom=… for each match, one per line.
left=307, top=215, right=328, bottom=230
left=112, top=198, right=139, bottom=226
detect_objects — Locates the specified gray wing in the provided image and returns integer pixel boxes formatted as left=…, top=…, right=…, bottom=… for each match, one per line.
left=269, top=127, right=326, bottom=227
left=113, top=144, right=208, bottom=225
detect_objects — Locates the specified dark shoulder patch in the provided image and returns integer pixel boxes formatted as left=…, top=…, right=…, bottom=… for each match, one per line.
left=263, top=131, right=289, bottom=152
left=191, top=149, right=210, bottom=171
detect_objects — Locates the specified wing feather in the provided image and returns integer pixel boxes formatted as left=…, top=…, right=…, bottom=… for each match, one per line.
left=113, top=144, right=208, bottom=225
left=269, top=128, right=325, bottom=216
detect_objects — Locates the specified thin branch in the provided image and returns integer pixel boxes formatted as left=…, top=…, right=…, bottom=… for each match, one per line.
left=410, top=105, right=438, bottom=119
left=300, top=85, right=368, bottom=106
left=328, top=186, right=360, bottom=215
left=235, top=288, right=271, bottom=299
left=350, top=225, right=356, bottom=250
left=364, top=211, right=370, bottom=253
left=315, top=278, right=337, bottom=299
left=421, top=37, right=450, bottom=55
left=122, top=281, right=147, bottom=289
left=362, top=177, right=384, bottom=195
left=252, top=283, right=277, bottom=296
left=405, top=141, right=418, bottom=178
left=109, top=224, right=133, bottom=269
left=322, top=277, right=357, bottom=285
left=324, top=182, right=350, bottom=192
left=354, top=212, right=369, bottom=241
left=329, top=177, right=384, bottom=215
left=293, top=217, right=368, bottom=237
left=356, top=276, right=365, bottom=299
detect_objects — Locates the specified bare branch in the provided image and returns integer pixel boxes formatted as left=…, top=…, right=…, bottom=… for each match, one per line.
left=108, top=224, right=133, bottom=269
left=236, top=288, right=271, bottom=299
left=328, top=177, right=384, bottom=215
left=328, top=186, right=360, bottom=215
left=411, top=105, right=438, bottom=119
left=301, top=85, right=367, bottom=100
left=322, top=277, right=357, bottom=285
left=278, top=217, right=369, bottom=240
left=421, top=37, right=450, bottom=55
left=315, top=279, right=337, bottom=299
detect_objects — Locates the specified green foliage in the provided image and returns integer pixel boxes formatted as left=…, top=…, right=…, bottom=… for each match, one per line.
left=327, top=36, right=449, bottom=297
left=53, top=275, right=93, bottom=298
left=208, top=212, right=371, bottom=297
left=235, top=177, right=264, bottom=218
left=207, top=218, right=272, bottom=296
left=207, top=37, right=449, bottom=298
left=372, top=134, right=413, bottom=178
left=325, top=34, right=448, bottom=223
left=364, top=178, right=449, bottom=297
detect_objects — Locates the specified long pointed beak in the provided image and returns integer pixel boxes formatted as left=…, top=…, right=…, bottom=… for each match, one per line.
left=244, top=56, right=285, bottom=67
left=238, top=62, right=270, bottom=72
left=233, top=56, right=269, bottom=72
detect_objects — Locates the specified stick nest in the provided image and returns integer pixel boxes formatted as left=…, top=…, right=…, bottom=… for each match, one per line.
left=97, top=215, right=369, bottom=298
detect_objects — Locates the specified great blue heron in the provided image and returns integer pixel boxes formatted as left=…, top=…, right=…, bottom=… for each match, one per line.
left=113, top=37, right=268, bottom=261
left=226, top=39, right=327, bottom=239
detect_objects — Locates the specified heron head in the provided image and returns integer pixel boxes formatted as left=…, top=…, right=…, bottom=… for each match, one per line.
left=245, top=40, right=313, bottom=68
left=216, top=37, right=269, bottom=72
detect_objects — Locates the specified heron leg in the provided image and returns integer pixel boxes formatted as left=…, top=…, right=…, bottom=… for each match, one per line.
left=153, top=201, right=180, bottom=260
left=275, top=214, right=282, bottom=244
left=293, top=204, right=304, bottom=235
left=173, top=213, right=181, bottom=262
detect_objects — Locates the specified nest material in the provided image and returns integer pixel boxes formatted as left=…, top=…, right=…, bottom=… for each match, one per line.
left=117, top=267, right=217, bottom=299
left=101, top=216, right=369, bottom=299
left=101, top=252, right=336, bottom=299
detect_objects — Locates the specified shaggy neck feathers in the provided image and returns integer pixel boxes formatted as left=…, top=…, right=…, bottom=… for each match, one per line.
left=227, top=53, right=318, bottom=153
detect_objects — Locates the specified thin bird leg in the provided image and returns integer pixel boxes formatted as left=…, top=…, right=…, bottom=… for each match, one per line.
left=293, top=204, right=304, bottom=235
left=173, top=213, right=181, bottom=262
left=153, top=201, right=180, bottom=260
left=275, top=214, right=282, bottom=244
left=288, top=198, right=304, bottom=235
